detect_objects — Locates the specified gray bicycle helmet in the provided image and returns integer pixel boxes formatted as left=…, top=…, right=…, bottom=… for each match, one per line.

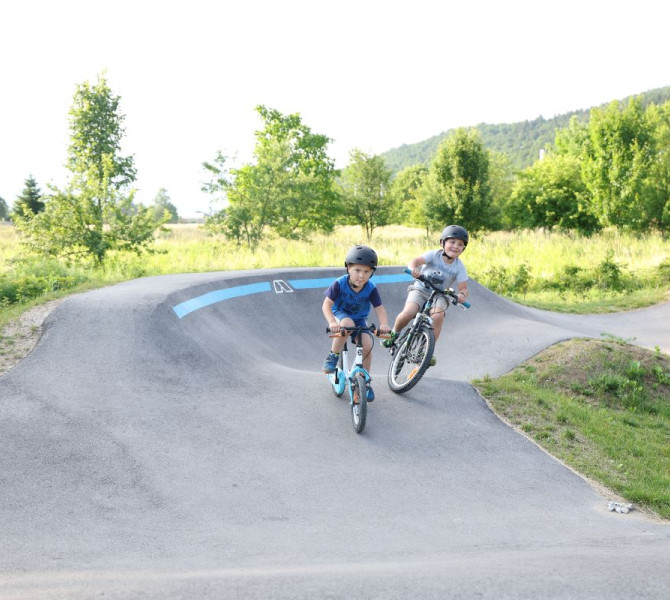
left=344, top=245, right=378, bottom=270
left=439, top=224, right=469, bottom=247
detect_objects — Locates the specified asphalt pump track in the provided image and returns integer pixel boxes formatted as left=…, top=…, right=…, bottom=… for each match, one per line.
left=1, top=266, right=669, bottom=599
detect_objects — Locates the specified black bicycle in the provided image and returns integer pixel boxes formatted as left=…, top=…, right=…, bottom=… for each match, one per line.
left=387, top=268, right=471, bottom=393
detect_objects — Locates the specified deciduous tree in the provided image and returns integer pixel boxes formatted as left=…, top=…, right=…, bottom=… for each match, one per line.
left=150, top=188, right=179, bottom=224
left=339, top=149, right=394, bottom=240
left=204, top=107, right=340, bottom=246
left=427, top=128, right=493, bottom=232
left=582, top=98, right=655, bottom=230
left=389, top=164, right=427, bottom=227
left=16, top=74, right=159, bottom=264
left=508, top=153, right=599, bottom=234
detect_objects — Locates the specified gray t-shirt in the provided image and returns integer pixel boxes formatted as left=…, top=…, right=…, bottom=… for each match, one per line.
left=412, top=249, right=468, bottom=292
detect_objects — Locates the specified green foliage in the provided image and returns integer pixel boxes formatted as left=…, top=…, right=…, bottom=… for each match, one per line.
left=425, top=128, right=494, bottom=232
left=486, top=151, right=514, bottom=230
left=15, top=74, right=162, bottom=264
left=474, top=237, right=648, bottom=301
left=12, top=175, right=45, bottom=220
left=17, top=157, right=160, bottom=265
left=149, top=188, right=179, bottom=224
left=381, top=86, right=670, bottom=174
left=658, top=259, right=670, bottom=284
left=67, top=73, right=136, bottom=189
left=481, top=263, right=532, bottom=296
left=389, top=164, right=428, bottom=228
left=474, top=338, right=670, bottom=518
left=0, top=259, right=88, bottom=305
left=339, top=149, right=394, bottom=240
left=581, top=98, right=656, bottom=230
left=0, top=196, right=8, bottom=220
left=507, top=154, right=599, bottom=234
left=595, top=252, right=625, bottom=291
left=203, top=106, right=340, bottom=247
left=380, top=86, right=670, bottom=236
left=645, top=102, right=670, bottom=230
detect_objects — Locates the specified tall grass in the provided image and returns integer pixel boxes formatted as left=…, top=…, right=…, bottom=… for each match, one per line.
left=1, top=223, right=669, bottom=318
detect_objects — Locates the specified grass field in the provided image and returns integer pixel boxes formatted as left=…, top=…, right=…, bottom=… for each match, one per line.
left=3, top=222, right=669, bottom=314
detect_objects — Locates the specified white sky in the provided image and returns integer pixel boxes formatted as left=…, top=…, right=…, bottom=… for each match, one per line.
left=1, top=0, right=669, bottom=218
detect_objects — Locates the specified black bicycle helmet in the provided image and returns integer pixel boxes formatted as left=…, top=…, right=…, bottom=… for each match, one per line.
left=439, top=224, right=469, bottom=247
left=344, top=245, right=378, bottom=270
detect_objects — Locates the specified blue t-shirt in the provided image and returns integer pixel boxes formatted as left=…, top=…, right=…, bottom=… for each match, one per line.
left=325, top=274, right=382, bottom=323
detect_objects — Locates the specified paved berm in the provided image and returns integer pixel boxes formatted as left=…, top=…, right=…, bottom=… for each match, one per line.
left=1, top=267, right=669, bottom=599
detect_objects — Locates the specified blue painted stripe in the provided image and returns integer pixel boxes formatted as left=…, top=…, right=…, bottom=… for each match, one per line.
left=173, top=282, right=272, bottom=318
left=286, top=277, right=334, bottom=290
left=373, top=273, right=414, bottom=284
left=173, top=272, right=413, bottom=318
left=287, top=273, right=412, bottom=290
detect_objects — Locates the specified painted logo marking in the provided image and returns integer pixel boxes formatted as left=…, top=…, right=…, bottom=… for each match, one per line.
left=273, top=280, right=294, bottom=293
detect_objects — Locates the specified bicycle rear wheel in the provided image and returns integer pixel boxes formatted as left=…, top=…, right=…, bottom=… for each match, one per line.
left=351, top=372, right=368, bottom=433
left=387, top=325, right=435, bottom=393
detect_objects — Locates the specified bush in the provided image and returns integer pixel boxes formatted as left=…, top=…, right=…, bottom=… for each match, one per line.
left=0, top=260, right=88, bottom=305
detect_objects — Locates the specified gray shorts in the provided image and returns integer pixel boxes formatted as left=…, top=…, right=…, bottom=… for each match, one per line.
left=406, top=287, right=449, bottom=313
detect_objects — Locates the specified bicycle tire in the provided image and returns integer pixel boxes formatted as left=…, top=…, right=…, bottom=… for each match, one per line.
left=331, top=353, right=346, bottom=397
left=387, top=325, right=435, bottom=393
left=351, top=372, right=368, bottom=433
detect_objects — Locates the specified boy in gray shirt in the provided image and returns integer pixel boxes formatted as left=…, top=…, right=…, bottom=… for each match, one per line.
left=382, top=225, right=470, bottom=366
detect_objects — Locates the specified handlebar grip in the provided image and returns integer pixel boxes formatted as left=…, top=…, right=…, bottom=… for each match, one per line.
left=461, top=300, right=471, bottom=309
left=403, top=267, right=412, bottom=275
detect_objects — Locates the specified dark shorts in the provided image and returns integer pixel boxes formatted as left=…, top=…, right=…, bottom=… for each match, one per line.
left=333, top=313, right=373, bottom=342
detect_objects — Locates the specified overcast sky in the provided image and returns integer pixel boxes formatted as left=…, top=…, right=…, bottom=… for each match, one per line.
left=1, top=0, right=669, bottom=217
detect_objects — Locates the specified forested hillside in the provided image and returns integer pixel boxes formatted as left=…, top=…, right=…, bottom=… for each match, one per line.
left=381, top=86, right=670, bottom=173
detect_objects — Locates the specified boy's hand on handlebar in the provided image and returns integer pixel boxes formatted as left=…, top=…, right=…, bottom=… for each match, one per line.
left=378, top=323, right=391, bottom=334
left=328, top=322, right=341, bottom=333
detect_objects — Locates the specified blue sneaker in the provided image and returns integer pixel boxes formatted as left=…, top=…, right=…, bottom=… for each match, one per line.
left=322, top=352, right=339, bottom=373
left=366, top=383, right=375, bottom=402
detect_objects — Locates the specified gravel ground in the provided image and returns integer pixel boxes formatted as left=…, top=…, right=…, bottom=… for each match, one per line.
left=0, top=299, right=63, bottom=377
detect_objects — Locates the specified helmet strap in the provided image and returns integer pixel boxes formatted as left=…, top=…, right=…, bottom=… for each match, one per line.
left=347, top=275, right=361, bottom=291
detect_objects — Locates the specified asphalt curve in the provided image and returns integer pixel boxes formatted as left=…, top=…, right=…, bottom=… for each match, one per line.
left=1, top=266, right=669, bottom=599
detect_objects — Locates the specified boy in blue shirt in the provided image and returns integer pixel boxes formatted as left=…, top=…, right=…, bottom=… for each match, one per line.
left=322, top=245, right=390, bottom=401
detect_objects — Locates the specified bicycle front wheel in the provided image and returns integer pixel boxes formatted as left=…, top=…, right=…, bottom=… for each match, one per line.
left=387, top=325, right=435, bottom=393
left=351, top=372, right=368, bottom=434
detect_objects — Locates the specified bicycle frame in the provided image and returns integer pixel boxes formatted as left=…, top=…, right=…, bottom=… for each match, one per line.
left=387, top=270, right=471, bottom=393
left=328, top=329, right=371, bottom=402
left=327, top=325, right=385, bottom=434
left=392, top=285, right=454, bottom=357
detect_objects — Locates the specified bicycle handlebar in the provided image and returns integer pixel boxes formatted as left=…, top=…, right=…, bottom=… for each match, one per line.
left=403, top=268, right=471, bottom=309
left=326, top=324, right=389, bottom=338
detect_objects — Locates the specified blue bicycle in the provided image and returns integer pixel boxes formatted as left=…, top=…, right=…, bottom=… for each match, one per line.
left=327, top=324, right=388, bottom=434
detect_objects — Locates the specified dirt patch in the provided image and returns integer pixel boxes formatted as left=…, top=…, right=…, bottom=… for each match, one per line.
left=0, top=299, right=64, bottom=377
